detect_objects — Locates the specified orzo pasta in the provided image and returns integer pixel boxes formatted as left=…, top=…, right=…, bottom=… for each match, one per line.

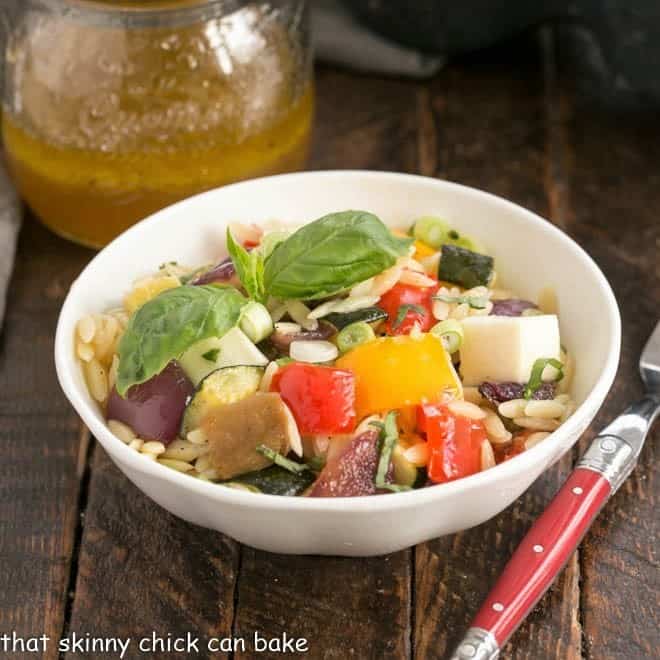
left=75, top=211, right=575, bottom=496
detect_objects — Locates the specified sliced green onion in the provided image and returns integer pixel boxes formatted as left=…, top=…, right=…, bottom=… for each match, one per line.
left=239, top=301, right=274, bottom=343
left=256, top=445, right=310, bottom=474
left=374, top=411, right=399, bottom=489
left=445, top=231, right=483, bottom=253
left=337, top=321, right=376, bottom=353
left=393, top=303, right=426, bottom=329
left=412, top=217, right=483, bottom=253
left=413, top=216, right=450, bottom=248
left=433, top=294, right=489, bottom=309
left=430, top=319, right=464, bottom=353
left=524, top=358, right=564, bottom=399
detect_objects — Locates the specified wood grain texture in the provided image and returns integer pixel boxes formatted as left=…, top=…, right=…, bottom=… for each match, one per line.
left=2, top=36, right=658, bottom=660
left=0, top=218, right=91, bottom=660
left=65, top=448, right=240, bottom=660
left=230, top=65, right=417, bottom=660
left=555, top=27, right=660, bottom=659
left=413, top=38, right=582, bottom=660
left=310, top=65, right=419, bottom=173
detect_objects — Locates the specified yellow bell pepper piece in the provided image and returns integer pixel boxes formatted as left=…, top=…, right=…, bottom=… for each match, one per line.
left=335, top=334, right=462, bottom=419
left=124, top=274, right=180, bottom=314
left=413, top=240, right=436, bottom=258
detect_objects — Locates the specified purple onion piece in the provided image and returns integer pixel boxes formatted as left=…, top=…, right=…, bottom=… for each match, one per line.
left=190, top=257, right=236, bottom=285
left=479, top=381, right=555, bottom=405
left=106, top=361, right=194, bottom=444
left=270, top=321, right=335, bottom=353
left=490, top=299, right=538, bottom=317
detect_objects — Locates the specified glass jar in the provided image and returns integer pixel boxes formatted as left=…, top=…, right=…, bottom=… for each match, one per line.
left=1, top=0, right=313, bottom=247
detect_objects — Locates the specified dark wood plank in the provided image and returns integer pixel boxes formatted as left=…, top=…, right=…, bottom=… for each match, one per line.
left=230, top=66, right=417, bottom=660
left=555, top=28, right=660, bottom=659
left=0, top=217, right=91, bottom=659
left=310, top=65, right=419, bottom=174
left=66, top=450, right=239, bottom=659
left=414, top=37, right=582, bottom=660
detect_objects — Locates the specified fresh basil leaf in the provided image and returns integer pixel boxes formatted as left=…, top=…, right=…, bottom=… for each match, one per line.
left=226, top=229, right=266, bottom=302
left=263, top=211, right=412, bottom=300
left=116, top=285, right=246, bottom=396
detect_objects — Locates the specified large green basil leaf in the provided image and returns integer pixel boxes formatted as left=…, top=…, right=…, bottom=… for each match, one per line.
left=263, top=211, right=412, bottom=300
left=116, top=285, right=246, bottom=395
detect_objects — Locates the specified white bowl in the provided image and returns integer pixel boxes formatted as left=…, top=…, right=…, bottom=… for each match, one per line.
left=55, top=171, right=620, bottom=556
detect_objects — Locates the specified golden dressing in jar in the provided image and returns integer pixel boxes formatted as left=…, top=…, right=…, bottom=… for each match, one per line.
left=2, top=2, right=313, bottom=247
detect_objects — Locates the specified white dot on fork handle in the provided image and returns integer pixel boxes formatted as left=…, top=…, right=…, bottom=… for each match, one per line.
left=572, top=486, right=583, bottom=495
left=533, top=544, right=544, bottom=553
left=458, top=643, right=477, bottom=657
left=492, top=602, right=504, bottom=612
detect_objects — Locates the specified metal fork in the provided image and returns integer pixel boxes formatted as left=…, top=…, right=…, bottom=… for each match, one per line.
left=450, top=320, right=660, bottom=660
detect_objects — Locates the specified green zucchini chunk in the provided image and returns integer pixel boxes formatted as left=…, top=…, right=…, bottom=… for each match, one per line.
left=438, top=244, right=494, bottom=288
left=181, top=365, right=264, bottom=436
left=227, top=464, right=316, bottom=496
left=324, top=306, right=388, bottom=331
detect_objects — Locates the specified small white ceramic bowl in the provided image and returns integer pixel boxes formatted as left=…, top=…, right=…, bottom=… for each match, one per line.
left=55, top=171, right=620, bottom=556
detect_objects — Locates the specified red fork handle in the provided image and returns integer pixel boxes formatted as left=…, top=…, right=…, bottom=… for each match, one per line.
left=451, top=468, right=611, bottom=659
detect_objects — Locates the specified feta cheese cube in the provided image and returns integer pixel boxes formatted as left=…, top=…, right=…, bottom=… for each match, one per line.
left=459, top=315, right=561, bottom=386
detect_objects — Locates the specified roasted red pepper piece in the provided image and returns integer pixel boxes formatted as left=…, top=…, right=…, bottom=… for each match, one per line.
left=379, top=282, right=438, bottom=335
left=270, top=363, right=357, bottom=434
left=419, top=403, right=485, bottom=483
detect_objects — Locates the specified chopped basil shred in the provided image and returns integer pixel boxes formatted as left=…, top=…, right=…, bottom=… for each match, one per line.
left=256, top=445, right=310, bottom=474
left=393, top=304, right=426, bottom=329
left=202, top=348, right=220, bottom=362
left=524, top=358, right=564, bottom=399
left=433, top=293, right=489, bottom=309
left=306, top=455, right=326, bottom=472
left=373, top=411, right=411, bottom=492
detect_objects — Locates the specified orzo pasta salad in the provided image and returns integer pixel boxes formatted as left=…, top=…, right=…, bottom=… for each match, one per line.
left=76, top=211, right=574, bottom=496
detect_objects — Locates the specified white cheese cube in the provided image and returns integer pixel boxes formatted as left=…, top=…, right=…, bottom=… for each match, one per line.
left=459, top=315, right=561, bottom=386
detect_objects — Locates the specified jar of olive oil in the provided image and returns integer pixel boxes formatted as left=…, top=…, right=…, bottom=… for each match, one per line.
left=1, top=0, right=313, bottom=247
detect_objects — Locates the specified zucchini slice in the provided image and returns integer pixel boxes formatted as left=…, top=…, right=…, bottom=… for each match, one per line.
left=225, top=464, right=316, bottom=496
left=181, top=365, right=264, bottom=435
left=179, top=327, right=268, bottom=385
left=438, top=244, right=494, bottom=288
left=324, top=306, right=388, bottom=331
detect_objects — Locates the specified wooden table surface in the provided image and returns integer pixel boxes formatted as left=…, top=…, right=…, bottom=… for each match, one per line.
left=1, top=30, right=658, bottom=660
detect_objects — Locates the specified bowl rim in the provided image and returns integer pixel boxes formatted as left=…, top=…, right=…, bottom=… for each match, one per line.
left=55, top=170, right=621, bottom=512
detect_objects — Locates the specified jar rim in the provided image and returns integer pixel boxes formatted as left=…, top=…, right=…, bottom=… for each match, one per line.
left=35, top=0, right=246, bottom=28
